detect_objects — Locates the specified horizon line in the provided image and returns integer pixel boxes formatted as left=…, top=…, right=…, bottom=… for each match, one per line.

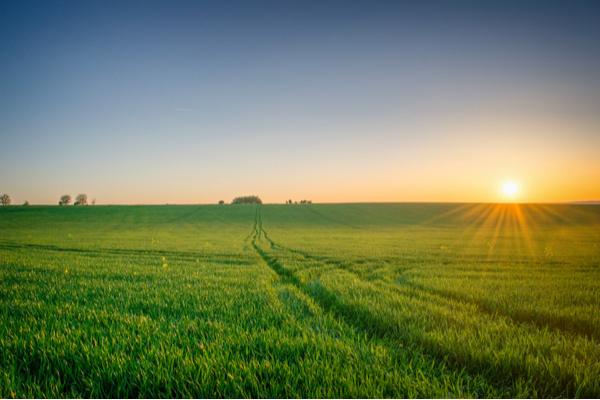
left=3, top=201, right=600, bottom=206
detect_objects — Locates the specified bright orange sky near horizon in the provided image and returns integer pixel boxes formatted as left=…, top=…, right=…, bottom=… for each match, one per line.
left=1, top=1, right=600, bottom=205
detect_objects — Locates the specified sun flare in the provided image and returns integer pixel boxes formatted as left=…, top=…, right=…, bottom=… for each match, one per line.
left=503, top=181, right=518, bottom=196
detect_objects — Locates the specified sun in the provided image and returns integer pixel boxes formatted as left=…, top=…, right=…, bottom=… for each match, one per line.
left=502, top=181, right=518, bottom=196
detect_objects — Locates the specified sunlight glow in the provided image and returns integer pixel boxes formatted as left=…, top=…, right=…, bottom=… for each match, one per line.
left=503, top=181, right=518, bottom=196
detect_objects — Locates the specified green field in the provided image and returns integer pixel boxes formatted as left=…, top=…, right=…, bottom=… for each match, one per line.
left=1, top=203, right=599, bottom=398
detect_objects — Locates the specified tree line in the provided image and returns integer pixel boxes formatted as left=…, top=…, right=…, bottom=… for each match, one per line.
left=2, top=193, right=312, bottom=206
left=59, top=194, right=94, bottom=206
left=0, top=194, right=95, bottom=206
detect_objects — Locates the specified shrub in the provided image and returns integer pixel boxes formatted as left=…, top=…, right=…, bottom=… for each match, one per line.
left=23, top=201, right=29, bottom=206
left=219, top=200, right=225, bottom=205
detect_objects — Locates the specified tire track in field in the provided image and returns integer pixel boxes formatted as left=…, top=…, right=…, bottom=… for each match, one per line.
left=244, top=206, right=260, bottom=241
left=246, top=207, right=479, bottom=392
left=249, top=207, right=424, bottom=344
left=247, top=208, right=496, bottom=390
left=242, top=207, right=500, bottom=398
left=248, top=209, right=597, bottom=343
left=247, top=206, right=598, bottom=398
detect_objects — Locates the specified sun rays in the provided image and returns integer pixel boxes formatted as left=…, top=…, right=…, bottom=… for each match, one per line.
left=420, top=203, right=569, bottom=261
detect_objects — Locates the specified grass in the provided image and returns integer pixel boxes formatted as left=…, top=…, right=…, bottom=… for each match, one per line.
left=1, top=203, right=599, bottom=398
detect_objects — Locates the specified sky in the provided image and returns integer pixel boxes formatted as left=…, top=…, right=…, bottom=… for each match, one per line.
left=1, top=0, right=599, bottom=205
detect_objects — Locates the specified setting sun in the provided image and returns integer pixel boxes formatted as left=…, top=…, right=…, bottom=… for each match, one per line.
left=503, top=181, right=518, bottom=196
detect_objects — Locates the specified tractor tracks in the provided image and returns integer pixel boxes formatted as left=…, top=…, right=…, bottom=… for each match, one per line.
left=244, top=205, right=598, bottom=397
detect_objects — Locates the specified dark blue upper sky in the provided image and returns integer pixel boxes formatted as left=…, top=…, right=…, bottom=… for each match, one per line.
left=1, top=1, right=600, bottom=203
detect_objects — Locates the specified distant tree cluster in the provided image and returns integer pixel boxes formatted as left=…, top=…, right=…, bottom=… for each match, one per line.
left=286, top=199, right=312, bottom=204
left=231, top=195, right=262, bottom=204
left=0, top=194, right=93, bottom=206
left=59, top=194, right=91, bottom=206
left=218, top=200, right=225, bottom=205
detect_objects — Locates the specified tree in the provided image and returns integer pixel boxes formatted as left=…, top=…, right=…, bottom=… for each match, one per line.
left=23, top=201, right=30, bottom=206
left=0, top=194, right=10, bottom=206
left=59, top=195, right=71, bottom=206
left=218, top=200, right=225, bottom=205
left=91, top=199, right=96, bottom=205
left=74, top=194, right=88, bottom=206
left=231, top=195, right=262, bottom=204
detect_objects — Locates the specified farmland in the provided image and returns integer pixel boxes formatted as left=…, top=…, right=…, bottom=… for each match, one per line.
left=1, top=203, right=599, bottom=398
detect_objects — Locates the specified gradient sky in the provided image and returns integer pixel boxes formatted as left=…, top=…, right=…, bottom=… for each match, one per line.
left=1, top=0, right=599, bottom=204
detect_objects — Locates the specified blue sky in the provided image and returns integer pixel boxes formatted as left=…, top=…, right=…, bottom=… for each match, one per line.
left=1, top=0, right=600, bottom=204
